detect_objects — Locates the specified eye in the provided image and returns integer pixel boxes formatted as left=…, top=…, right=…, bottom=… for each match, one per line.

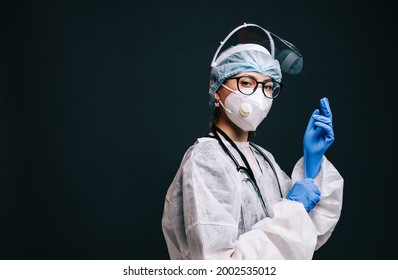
left=263, top=84, right=273, bottom=92
left=241, top=81, right=252, bottom=87
left=238, top=77, right=256, bottom=88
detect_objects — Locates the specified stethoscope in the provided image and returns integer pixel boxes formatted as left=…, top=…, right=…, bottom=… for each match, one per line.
left=211, top=125, right=283, bottom=215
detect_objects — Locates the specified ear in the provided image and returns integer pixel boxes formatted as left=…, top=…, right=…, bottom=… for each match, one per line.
left=213, top=92, right=221, bottom=107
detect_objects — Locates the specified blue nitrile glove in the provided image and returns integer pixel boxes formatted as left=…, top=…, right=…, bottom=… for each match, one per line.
left=286, top=178, right=321, bottom=212
left=303, top=97, right=334, bottom=178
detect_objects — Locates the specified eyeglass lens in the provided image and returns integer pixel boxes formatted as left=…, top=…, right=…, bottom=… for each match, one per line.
left=236, top=76, right=280, bottom=98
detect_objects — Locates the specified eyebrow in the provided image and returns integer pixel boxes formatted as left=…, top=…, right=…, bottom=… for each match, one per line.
left=235, top=74, right=273, bottom=83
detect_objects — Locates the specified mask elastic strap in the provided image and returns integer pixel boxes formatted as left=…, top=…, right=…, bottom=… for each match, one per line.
left=221, top=84, right=235, bottom=92
left=217, top=99, right=232, bottom=113
left=217, top=84, right=234, bottom=113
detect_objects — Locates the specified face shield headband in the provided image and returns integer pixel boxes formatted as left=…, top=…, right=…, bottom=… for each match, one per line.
left=210, top=22, right=303, bottom=75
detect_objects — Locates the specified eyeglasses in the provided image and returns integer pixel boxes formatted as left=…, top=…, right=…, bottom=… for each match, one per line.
left=224, top=75, right=282, bottom=99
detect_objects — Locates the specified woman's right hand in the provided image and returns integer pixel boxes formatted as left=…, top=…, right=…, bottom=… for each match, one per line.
left=286, top=178, right=321, bottom=212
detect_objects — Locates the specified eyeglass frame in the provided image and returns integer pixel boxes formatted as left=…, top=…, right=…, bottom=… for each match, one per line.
left=224, top=75, right=283, bottom=99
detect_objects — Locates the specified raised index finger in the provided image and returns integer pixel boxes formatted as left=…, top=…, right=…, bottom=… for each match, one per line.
left=320, top=97, right=333, bottom=120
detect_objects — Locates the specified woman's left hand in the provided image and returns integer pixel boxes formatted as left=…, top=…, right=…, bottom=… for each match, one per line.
left=303, top=97, right=334, bottom=178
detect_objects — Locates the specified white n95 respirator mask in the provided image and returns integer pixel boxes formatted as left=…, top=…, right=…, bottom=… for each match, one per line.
left=218, top=84, right=273, bottom=131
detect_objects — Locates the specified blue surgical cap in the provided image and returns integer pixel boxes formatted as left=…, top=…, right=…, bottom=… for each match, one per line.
left=208, top=44, right=282, bottom=107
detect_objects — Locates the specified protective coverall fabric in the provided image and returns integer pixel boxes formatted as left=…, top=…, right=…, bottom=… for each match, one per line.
left=161, top=137, right=343, bottom=259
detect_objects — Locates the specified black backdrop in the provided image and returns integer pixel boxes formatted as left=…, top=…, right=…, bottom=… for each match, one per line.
left=1, top=0, right=396, bottom=259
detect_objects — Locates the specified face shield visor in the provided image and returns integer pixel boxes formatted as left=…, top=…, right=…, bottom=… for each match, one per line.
left=210, top=23, right=303, bottom=75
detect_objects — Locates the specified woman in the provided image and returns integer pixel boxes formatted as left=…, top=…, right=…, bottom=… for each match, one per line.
left=161, top=23, right=343, bottom=260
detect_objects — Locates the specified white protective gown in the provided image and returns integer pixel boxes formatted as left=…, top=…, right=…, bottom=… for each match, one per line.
left=161, top=137, right=344, bottom=259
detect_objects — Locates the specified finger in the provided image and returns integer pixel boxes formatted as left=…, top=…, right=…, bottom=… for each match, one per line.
left=320, top=97, right=333, bottom=120
left=315, top=121, right=334, bottom=141
left=306, top=109, right=320, bottom=130
left=309, top=187, right=321, bottom=198
left=312, top=108, right=320, bottom=117
left=311, top=125, right=322, bottom=139
left=313, top=115, right=332, bottom=127
left=308, top=191, right=320, bottom=204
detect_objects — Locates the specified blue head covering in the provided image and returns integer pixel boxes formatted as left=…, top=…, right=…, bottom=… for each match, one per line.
left=208, top=44, right=282, bottom=107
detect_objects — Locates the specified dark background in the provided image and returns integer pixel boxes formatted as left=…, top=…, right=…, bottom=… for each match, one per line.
left=1, top=0, right=396, bottom=259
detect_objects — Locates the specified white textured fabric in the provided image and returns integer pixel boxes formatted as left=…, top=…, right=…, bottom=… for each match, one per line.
left=161, top=137, right=343, bottom=259
left=235, top=141, right=262, bottom=179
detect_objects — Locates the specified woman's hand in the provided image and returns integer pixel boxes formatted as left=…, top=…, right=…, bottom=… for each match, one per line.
left=303, top=97, right=334, bottom=178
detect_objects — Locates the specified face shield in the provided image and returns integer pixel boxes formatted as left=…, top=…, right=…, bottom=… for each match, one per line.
left=210, top=23, right=303, bottom=75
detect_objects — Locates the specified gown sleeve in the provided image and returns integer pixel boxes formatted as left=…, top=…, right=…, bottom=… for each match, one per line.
left=291, top=156, right=344, bottom=249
